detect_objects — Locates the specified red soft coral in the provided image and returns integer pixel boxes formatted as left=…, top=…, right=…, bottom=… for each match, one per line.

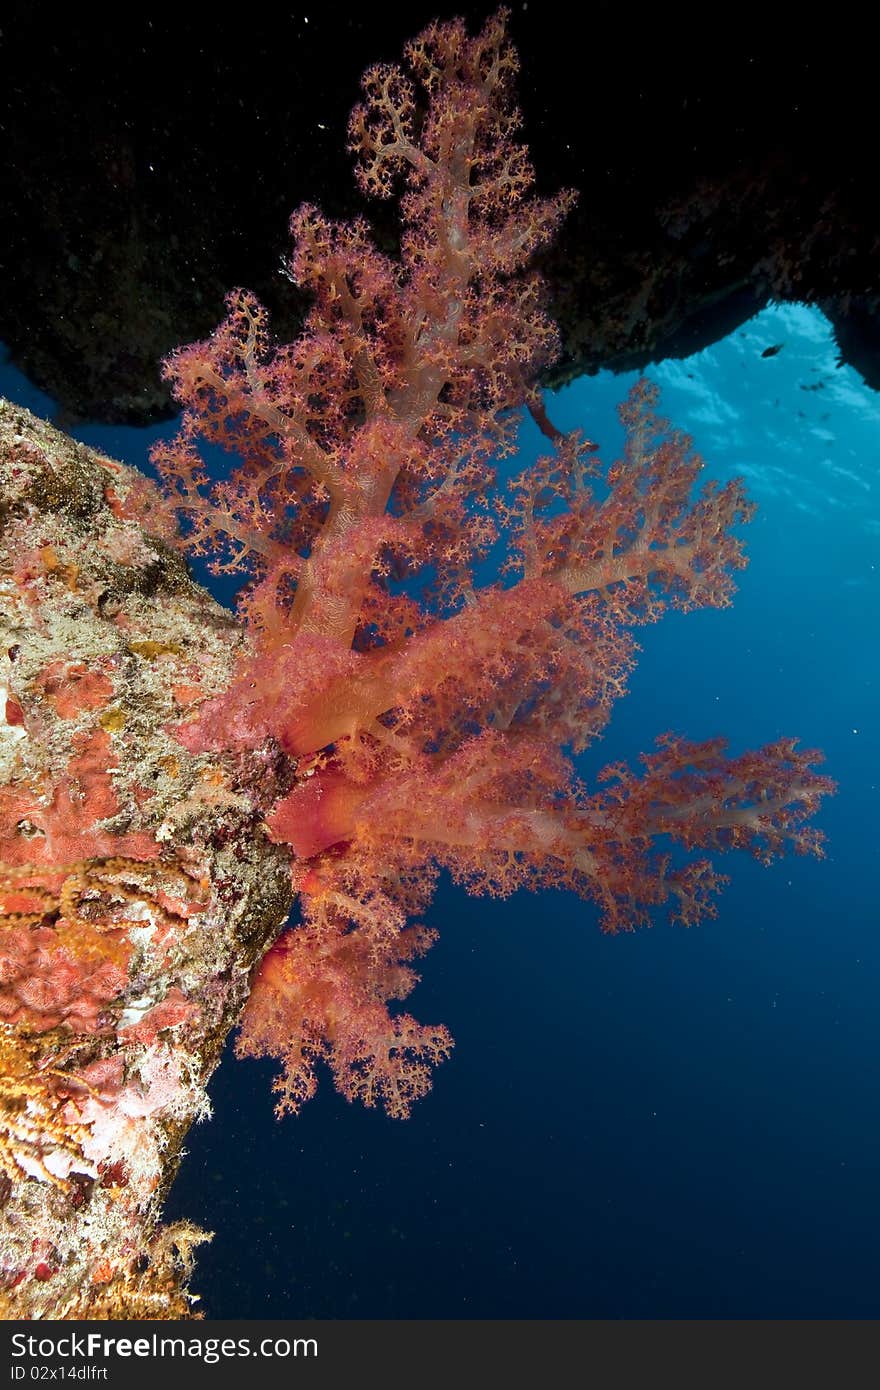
left=155, top=11, right=834, bottom=1117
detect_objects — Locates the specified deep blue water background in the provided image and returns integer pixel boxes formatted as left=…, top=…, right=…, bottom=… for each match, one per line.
left=3, top=301, right=877, bottom=1317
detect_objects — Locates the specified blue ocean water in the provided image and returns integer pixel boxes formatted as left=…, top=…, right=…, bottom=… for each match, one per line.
left=2, top=301, right=876, bottom=1318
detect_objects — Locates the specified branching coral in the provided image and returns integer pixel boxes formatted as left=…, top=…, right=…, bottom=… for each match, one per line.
left=151, top=10, right=834, bottom=1119
left=0, top=1028, right=89, bottom=1190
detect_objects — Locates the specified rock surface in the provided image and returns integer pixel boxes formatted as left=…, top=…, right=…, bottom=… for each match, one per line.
left=0, top=399, right=290, bottom=1318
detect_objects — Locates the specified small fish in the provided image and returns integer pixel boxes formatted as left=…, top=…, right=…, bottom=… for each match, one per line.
left=761, top=343, right=784, bottom=358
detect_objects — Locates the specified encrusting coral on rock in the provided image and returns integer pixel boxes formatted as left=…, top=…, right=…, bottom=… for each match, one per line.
left=0, top=398, right=291, bottom=1317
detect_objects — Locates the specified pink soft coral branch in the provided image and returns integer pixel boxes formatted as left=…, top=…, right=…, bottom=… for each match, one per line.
left=153, top=10, right=834, bottom=1118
